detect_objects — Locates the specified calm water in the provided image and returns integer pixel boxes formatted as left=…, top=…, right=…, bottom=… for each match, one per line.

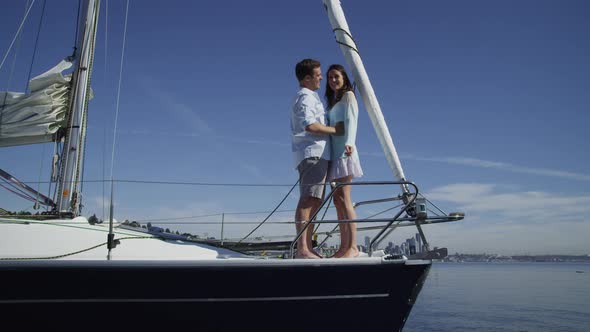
left=403, top=262, right=590, bottom=332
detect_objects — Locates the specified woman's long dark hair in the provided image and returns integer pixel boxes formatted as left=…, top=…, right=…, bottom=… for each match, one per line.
left=324, top=64, right=354, bottom=109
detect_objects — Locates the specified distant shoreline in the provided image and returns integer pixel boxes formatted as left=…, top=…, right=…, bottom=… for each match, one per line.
left=442, top=254, right=590, bottom=263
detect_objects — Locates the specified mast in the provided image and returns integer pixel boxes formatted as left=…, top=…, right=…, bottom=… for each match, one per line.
left=56, top=0, right=100, bottom=215
left=322, top=0, right=409, bottom=193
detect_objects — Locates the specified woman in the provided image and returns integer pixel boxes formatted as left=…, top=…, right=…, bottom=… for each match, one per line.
left=325, top=64, right=363, bottom=258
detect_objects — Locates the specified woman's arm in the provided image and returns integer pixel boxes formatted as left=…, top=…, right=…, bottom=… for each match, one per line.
left=343, top=91, right=359, bottom=148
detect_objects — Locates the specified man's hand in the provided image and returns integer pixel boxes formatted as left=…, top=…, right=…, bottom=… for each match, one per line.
left=334, top=122, right=345, bottom=136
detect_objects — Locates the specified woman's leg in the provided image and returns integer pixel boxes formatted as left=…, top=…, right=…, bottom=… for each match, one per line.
left=332, top=176, right=359, bottom=258
left=331, top=191, right=347, bottom=258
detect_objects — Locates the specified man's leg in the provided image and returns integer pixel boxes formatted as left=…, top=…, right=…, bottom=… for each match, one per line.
left=295, top=158, right=328, bottom=258
left=307, top=199, right=324, bottom=258
left=295, top=196, right=321, bottom=259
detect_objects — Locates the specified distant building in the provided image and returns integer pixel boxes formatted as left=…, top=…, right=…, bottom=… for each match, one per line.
left=409, top=238, right=416, bottom=255
left=385, top=241, right=394, bottom=254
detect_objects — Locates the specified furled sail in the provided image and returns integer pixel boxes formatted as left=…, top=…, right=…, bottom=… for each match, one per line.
left=323, top=0, right=408, bottom=189
left=0, top=60, right=73, bottom=147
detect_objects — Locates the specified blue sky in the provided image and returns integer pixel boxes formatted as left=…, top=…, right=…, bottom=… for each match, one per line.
left=1, top=0, right=589, bottom=255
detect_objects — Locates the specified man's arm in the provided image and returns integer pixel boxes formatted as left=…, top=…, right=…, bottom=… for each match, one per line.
left=306, top=122, right=344, bottom=136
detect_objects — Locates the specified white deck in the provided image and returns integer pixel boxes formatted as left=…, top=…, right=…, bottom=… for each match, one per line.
left=0, top=217, right=248, bottom=260
left=0, top=217, right=421, bottom=266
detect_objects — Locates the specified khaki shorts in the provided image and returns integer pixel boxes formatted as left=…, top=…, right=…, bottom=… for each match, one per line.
left=297, top=157, right=329, bottom=199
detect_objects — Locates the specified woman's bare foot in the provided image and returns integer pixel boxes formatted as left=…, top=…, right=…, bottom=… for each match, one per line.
left=295, top=251, right=321, bottom=259
left=312, top=250, right=324, bottom=258
left=331, top=249, right=345, bottom=258
left=334, top=248, right=359, bottom=258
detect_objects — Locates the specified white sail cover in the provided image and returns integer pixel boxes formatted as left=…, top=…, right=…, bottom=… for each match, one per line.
left=323, top=0, right=407, bottom=184
left=0, top=60, right=73, bottom=147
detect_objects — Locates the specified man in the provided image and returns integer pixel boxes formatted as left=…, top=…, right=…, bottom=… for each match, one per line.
left=290, top=58, right=342, bottom=259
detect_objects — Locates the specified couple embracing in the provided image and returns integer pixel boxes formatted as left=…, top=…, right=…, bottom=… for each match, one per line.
left=290, top=58, right=363, bottom=259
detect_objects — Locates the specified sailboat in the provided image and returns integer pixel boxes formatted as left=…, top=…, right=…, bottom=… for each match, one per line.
left=0, top=1, right=464, bottom=331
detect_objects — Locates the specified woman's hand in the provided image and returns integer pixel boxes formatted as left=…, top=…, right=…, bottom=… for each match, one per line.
left=344, top=145, right=354, bottom=156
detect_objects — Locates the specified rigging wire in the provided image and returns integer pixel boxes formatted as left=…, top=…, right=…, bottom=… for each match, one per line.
left=102, top=124, right=106, bottom=221
left=0, top=175, right=38, bottom=201
left=135, top=209, right=297, bottom=223
left=104, top=0, right=109, bottom=69
left=10, top=178, right=303, bottom=187
left=317, top=203, right=404, bottom=248
left=224, top=209, right=296, bottom=215
left=108, top=0, right=129, bottom=199
left=70, top=0, right=83, bottom=59
left=1, top=177, right=339, bottom=220
left=24, top=0, right=46, bottom=93
left=2, top=176, right=344, bottom=222
left=142, top=221, right=294, bottom=225
left=107, top=0, right=130, bottom=259
left=0, top=0, right=36, bottom=71
left=0, top=235, right=154, bottom=261
left=34, top=144, right=47, bottom=210
left=0, top=183, right=37, bottom=202
left=422, top=194, right=447, bottom=216
left=26, top=0, right=49, bottom=210
left=238, top=179, right=300, bottom=243
left=102, top=0, right=109, bottom=222
left=236, top=161, right=340, bottom=243
left=137, top=213, right=228, bottom=222
left=1, top=0, right=25, bottom=96
left=113, top=179, right=295, bottom=187
left=1, top=0, right=34, bottom=139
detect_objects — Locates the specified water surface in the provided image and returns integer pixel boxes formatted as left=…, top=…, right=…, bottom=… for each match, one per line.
left=404, top=262, right=590, bottom=332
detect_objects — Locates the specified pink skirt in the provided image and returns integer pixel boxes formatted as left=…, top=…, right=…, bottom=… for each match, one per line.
left=328, top=153, right=363, bottom=181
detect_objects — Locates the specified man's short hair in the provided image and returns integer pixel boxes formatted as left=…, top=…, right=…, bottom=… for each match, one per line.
left=295, top=58, right=321, bottom=82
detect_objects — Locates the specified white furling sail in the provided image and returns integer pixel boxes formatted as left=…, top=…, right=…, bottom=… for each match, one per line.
left=0, top=60, right=73, bottom=147
left=323, top=0, right=408, bottom=187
